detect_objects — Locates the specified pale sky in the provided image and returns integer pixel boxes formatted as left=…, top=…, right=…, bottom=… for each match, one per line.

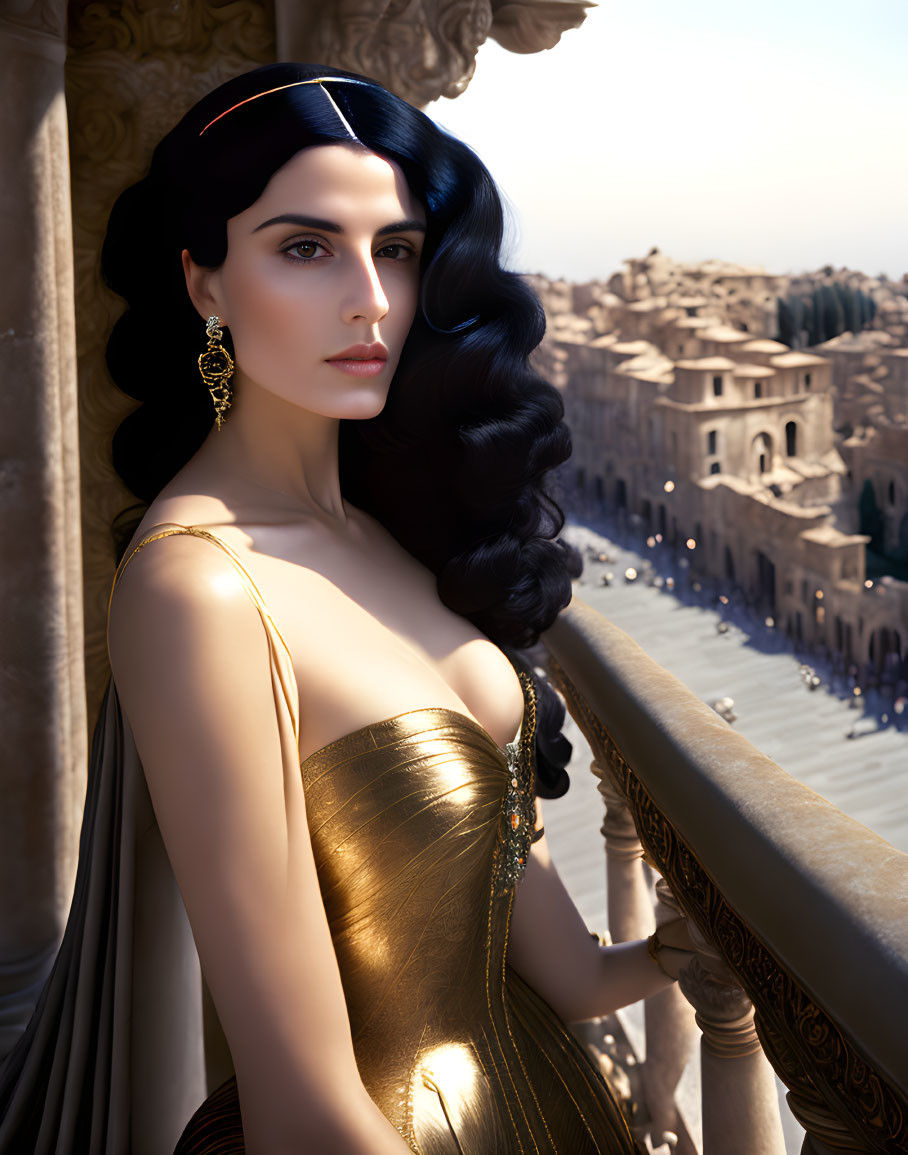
left=427, top=0, right=908, bottom=283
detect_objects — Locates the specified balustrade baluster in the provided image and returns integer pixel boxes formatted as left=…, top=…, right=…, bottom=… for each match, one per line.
left=678, top=928, right=786, bottom=1155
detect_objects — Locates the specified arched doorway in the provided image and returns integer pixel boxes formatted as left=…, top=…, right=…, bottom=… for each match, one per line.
left=752, top=432, right=773, bottom=475
left=785, top=421, right=798, bottom=456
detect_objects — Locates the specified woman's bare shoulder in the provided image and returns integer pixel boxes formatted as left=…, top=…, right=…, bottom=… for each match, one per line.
left=107, top=522, right=271, bottom=702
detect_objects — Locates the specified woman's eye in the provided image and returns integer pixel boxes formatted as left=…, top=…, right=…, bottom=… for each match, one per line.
left=376, top=242, right=416, bottom=261
left=282, top=239, right=328, bottom=262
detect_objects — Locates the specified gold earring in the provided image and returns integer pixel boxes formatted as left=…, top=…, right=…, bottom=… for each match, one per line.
left=198, top=315, right=234, bottom=430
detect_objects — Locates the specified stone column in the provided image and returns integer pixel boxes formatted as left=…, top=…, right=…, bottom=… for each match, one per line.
left=644, top=880, right=699, bottom=1154
left=592, top=761, right=698, bottom=1153
left=0, top=4, right=86, bottom=1058
left=678, top=936, right=787, bottom=1155
left=591, top=759, right=652, bottom=943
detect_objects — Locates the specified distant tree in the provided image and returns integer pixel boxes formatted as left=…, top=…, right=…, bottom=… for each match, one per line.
left=776, top=281, right=877, bottom=348
left=818, top=285, right=845, bottom=344
left=834, top=283, right=861, bottom=332
left=777, top=296, right=794, bottom=346
left=790, top=294, right=806, bottom=347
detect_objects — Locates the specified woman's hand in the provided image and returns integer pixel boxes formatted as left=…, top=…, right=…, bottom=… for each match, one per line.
left=646, top=916, right=698, bottom=982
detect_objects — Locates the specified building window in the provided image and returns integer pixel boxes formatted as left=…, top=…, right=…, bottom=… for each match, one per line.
left=786, top=421, right=797, bottom=456
left=710, top=461, right=721, bottom=474
left=707, top=429, right=717, bottom=455
left=754, top=382, right=762, bottom=399
left=712, top=375, right=724, bottom=397
left=804, top=372, right=812, bottom=389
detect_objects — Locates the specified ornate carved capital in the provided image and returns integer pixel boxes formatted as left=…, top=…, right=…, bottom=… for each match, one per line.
left=489, top=0, right=592, bottom=54
left=274, top=0, right=591, bottom=107
left=678, top=957, right=760, bottom=1060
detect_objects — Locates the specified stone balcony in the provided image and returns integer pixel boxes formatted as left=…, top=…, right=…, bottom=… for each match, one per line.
left=541, top=598, right=908, bottom=1154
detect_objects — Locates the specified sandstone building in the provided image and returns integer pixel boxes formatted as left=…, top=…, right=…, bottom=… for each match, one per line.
left=531, top=252, right=908, bottom=680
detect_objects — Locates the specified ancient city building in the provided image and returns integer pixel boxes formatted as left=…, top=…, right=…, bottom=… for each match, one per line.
left=532, top=251, right=908, bottom=678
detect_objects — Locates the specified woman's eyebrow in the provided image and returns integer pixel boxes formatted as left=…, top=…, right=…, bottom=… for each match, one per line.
left=252, top=213, right=426, bottom=236
left=377, top=219, right=427, bottom=237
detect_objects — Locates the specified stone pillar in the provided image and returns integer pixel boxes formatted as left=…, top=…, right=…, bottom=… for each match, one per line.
left=0, top=4, right=86, bottom=1058
left=644, top=880, right=698, bottom=1154
left=678, top=938, right=787, bottom=1155
left=591, top=759, right=652, bottom=943
left=591, top=761, right=698, bottom=1153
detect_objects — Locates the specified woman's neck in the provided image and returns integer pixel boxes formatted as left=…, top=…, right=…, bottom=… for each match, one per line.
left=191, top=376, right=349, bottom=524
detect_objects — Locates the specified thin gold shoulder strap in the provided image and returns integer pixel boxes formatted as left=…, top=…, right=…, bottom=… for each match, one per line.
left=108, top=522, right=295, bottom=681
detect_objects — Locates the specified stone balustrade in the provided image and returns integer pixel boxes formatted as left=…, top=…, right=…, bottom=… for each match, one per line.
left=544, top=597, right=908, bottom=1154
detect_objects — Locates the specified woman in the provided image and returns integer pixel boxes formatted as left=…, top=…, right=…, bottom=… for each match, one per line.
left=0, top=63, right=689, bottom=1154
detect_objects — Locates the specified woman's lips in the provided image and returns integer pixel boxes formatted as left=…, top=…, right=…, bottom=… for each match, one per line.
left=326, top=357, right=387, bottom=377
left=325, top=342, right=389, bottom=377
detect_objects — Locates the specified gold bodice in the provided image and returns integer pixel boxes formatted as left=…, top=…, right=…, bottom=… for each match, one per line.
left=300, top=681, right=638, bottom=1154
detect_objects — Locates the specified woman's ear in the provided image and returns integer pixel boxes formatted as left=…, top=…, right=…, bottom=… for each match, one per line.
left=181, top=249, right=225, bottom=324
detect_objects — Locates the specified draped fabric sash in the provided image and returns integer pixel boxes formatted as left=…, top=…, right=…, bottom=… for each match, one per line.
left=0, top=681, right=207, bottom=1153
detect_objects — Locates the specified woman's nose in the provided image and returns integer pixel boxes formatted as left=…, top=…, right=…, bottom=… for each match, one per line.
left=342, top=252, right=389, bottom=325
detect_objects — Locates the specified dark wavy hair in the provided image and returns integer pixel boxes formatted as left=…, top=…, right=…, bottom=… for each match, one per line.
left=101, top=62, right=580, bottom=796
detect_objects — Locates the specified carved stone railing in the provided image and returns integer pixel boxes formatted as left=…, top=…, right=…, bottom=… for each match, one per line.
left=543, top=598, right=908, bottom=1155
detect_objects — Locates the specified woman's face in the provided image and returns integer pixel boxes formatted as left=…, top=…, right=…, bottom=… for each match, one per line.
left=186, top=143, right=426, bottom=421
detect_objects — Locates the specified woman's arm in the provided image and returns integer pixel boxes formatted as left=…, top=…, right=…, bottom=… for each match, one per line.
left=507, top=802, right=693, bottom=1023
left=108, top=536, right=410, bottom=1155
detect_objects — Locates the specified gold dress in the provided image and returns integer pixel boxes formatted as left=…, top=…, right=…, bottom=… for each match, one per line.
left=153, top=525, right=641, bottom=1155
